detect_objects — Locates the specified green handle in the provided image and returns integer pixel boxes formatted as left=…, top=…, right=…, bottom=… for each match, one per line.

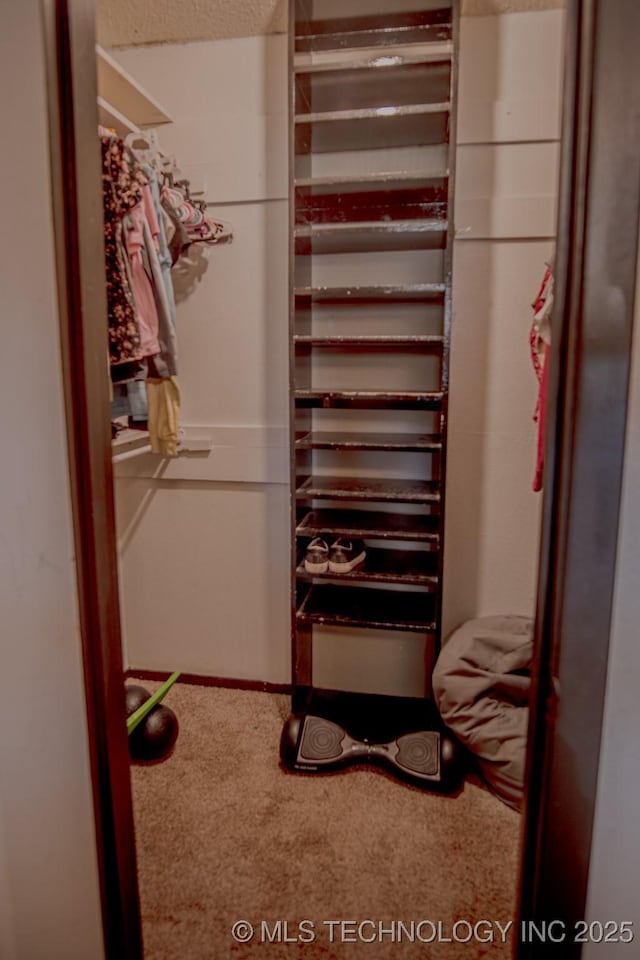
left=127, top=672, right=181, bottom=735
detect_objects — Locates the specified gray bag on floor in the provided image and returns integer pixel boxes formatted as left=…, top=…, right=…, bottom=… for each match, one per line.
left=432, top=615, right=533, bottom=811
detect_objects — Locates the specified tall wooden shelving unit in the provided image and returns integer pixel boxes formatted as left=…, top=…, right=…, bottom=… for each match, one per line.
left=285, top=0, right=459, bottom=746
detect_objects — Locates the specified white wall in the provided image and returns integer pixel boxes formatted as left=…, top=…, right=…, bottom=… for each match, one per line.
left=444, top=8, right=564, bottom=636
left=114, top=36, right=291, bottom=682
left=113, top=8, right=564, bottom=686
left=0, top=3, right=105, bottom=957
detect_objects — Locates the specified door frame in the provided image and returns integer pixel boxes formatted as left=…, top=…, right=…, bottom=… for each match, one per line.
left=44, top=1, right=143, bottom=957
left=46, top=0, right=640, bottom=957
left=518, top=0, right=640, bottom=953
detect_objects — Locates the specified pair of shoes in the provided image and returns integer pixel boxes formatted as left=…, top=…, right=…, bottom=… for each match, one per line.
left=304, top=537, right=367, bottom=574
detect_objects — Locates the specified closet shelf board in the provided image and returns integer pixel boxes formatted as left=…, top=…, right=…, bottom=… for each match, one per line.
left=112, top=428, right=151, bottom=457
left=297, top=509, right=441, bottom=542
left=296, top=547, right=439, bottom=588
left=295, top=390, right=444, bottom=410
left=296, top=475, right=441, bottom=504
left=294, top=171, right=449, bottom=190
left=294, top=220, right=447, bottom=253
left=295, top=102, right=451, bottom=125
left=97, top=97, right=140, bottom=138
left=295, top=431, right=442, bottom=451
left=294, top=284, right=446, bottom=303
left=295, top=112, right=449, bottom=152
left=297, top=584, right=438, bottom=633
left=295, top=9, right=452, bottom=54
left=295, top=189, right=447, bottom=218
left=294, top=47, right=453, bottom=74
left=96, top=45, right=172, bottom=129
left=293, top=336, right=444, bottom=349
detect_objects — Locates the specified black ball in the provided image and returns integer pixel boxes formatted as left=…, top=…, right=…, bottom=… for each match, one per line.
left=129, top=704, right=179, bottom=763
left=125, top=684, right=152, bottom=719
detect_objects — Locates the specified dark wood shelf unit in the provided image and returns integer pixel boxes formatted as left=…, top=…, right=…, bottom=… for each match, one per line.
left=294, top=8, right=452, bottom=54
left=295, top=431, right=442, bottom=451
left=293, top=335, right=444, bottom=349
left=295, top=182, right=447, bottom=222
left=294, top=283, right=446, bottom=303
left=294, top=171, right=449, bottom=191
left=294, top=49, right=453, bottom=74
left=294, top=61, right=451, bottom=117
left=296, top=475, right=441, bottom=504
left=294, top=389, right=444, bottom=409
left=288, top=0, right=458, bottom=711
left=297, top=584, right=438, bottom=633
left=297, top=547, right=439, bottom=587
left=295, top=107, right=450, bottom=153
left=296, top=508, right=440, bottom=543
left=294, top=220, right=447, bottom=254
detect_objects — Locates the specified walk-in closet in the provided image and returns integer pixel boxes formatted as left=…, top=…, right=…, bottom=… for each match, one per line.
left=90, top=0, right=567, bottom=955
left=6, top=1, right=640, bottom=957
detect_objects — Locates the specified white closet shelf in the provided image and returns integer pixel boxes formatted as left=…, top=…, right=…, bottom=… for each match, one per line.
left=112, top=428, right=152, bottom=462
left=96, top=45, right=172, bottom=134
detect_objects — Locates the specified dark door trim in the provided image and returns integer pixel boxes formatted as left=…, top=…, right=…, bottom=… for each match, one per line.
left=43, top=2, right=143, bottom=957
left=518, top=0, right=640, bottom=953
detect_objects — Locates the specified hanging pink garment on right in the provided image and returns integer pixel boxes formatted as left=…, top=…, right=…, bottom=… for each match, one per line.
left=530, top=266, right=554, bottom=492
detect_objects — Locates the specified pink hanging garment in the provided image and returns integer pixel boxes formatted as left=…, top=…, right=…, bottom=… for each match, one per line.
left=125, top=192, right=160, bottom=357
left=530, top=266, right=554, bottom=492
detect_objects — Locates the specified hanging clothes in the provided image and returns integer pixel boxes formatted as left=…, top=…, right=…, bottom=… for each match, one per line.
left=530, top=265, right=554, bottom=492
left=146, top=377, right=181, bottom=457
left=100, top=134, right=147, bottom=365
left=103, top=130, right=231, bottom=457
left=142, top=163, right=177, bottom=329
left=123, top=191, right=161, bottom=358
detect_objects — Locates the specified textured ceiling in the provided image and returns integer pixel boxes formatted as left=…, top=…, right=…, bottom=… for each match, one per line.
left=96, top=0, right=565, bottom=48
left=97, top=0, right=288, bottom=48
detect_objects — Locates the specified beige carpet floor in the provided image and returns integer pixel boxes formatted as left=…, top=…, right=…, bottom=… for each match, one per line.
left=130, top=682, right=521, bottom=960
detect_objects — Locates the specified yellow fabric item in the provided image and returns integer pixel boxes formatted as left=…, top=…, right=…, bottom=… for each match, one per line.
left=146, top=376, right=181, bottom=457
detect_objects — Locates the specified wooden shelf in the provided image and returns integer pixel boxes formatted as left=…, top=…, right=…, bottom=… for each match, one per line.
left=295, top=219, right=447, bottom=253
left=295, top=390, right=444, bottom=409
left=294, top=336, right=444, bottom=349
left=295, top=108, right=450, bottom=153
left=297, top=584, right=437, bottom=633
left=111, top=427, right=152, bottom=461
left=295, top=61, right=451, bottom=117
left=295, top=431, right=442, bottom=451
left=295, top=9, right=452, bottom=54
left=295, top=184, right=447, bottom=219
left=295, top=102, right=450, bottom=126
left=294, top=46, right=453, bottom=73
left=294, top=171, right=449, bottom=191
left=297, top=548, right=439, bottom=588
left=296, top=475, right=441, bottom=504
left=288, top=0, right=458, bottom=694
left=297, top=509, right=440, bottom=543
left=294, top=284, right=445, bottom=303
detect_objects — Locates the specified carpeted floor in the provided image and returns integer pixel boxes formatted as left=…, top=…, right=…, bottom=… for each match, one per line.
left=130, top=682, right=521, bottom=960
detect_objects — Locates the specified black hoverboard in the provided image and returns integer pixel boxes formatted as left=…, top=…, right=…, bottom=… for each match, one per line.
left=280, top=713, right=464, bottom=791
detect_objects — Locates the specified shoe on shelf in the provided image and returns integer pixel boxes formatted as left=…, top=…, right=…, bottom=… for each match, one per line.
left=329, top=538, right=367, bottom=573
left=304, top=537, right=329, bottom=574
